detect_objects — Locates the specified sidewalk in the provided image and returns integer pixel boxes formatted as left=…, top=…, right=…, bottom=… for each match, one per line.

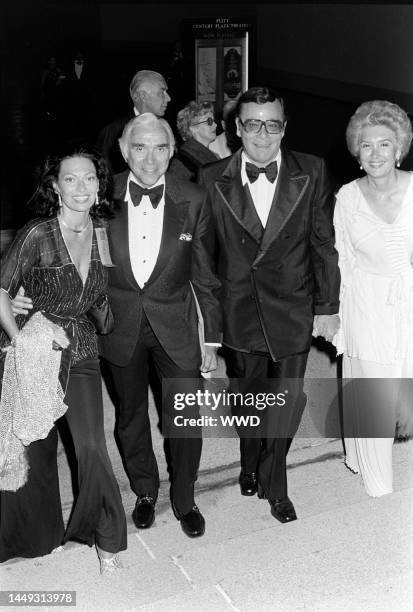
left=1, top=349, right=412, bottom=611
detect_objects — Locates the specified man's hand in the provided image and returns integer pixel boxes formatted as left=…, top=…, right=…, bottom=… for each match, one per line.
left=11, top=286, right=33, bottom=316
left=201, top=345, right=218, bottom=373
left=313, top=314, right=340, bottom=343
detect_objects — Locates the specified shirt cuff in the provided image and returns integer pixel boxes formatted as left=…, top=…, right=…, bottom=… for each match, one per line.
left=204, top=342, right=221, bottom=347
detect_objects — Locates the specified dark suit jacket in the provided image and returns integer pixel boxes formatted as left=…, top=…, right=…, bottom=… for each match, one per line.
left=99, top=171, right=222, bottom=369
left=96, top=111, right=134, bottom=174
left=168, top=139, right=219, bottom=182
left=199, top=148, right=340, bottom=361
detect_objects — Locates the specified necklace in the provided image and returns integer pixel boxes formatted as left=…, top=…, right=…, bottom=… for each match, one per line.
left=59, top=215, right=91, bottom=234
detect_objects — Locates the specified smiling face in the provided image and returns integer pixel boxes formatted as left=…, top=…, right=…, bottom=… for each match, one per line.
left=123, top=123, right=172, bottom=186
left=53, top=156, right=98, bottom=213
left=358, top=125, right=400, bottom=178
left=236, top=100, right=285, bottom=165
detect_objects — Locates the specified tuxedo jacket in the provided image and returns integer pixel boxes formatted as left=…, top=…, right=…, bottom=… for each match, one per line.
left=199, top=148, right=340, bottom=361
left=99, top=171, right=222, bottom=369
left=168, top=139, right=219, bottom=182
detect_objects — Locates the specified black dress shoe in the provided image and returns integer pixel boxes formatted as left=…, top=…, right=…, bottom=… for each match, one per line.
left=173, top=504, right=205, bottom=538
left=132, top=495, right=156, bottom=529
left=239, top=470, right=258, bottom=496
left=268, top=496, right=297, bottom=523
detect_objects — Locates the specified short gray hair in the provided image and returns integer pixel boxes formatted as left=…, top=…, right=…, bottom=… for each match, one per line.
left=346, top=100, right=413, bottom=161
left=177, top=100, right=214, bottom=141
left=118, top=113, right=175, bottom=158
left=129, top=70, right=164, bottom=100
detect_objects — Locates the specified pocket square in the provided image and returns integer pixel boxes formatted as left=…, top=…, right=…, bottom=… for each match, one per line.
left=179, top=233, right=192, bottom=241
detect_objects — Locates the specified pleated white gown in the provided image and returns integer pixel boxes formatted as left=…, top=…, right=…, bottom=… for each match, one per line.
left=334, top=176, right=413, bottom=497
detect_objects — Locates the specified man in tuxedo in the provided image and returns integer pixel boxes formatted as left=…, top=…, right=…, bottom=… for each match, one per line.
left=99, top=113, right=221, bottom=537
left=96, top=70, right=171, bottom=173
left=62, top=50, right=96, bottom=139
left=199, top=86, right=340, bottom=523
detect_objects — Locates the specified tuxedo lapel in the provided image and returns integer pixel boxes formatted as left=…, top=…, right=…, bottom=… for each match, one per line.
left=214, top=152, right=263, bottom=243
left=257, top=153, right=310, bottom=257
left=111, top=197, right=140, bottom=290
left=144, top=176, right=188, bottom=288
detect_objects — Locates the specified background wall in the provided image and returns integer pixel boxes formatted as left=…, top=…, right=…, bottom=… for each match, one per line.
left=2, top=1, right=413, bottom=233
left=257, top=3, right=413, bottom=111
left=99, top=2, right=413, bottom=111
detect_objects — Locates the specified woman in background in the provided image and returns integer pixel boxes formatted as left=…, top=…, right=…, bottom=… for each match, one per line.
left=169, top=100, right=218, bottom=181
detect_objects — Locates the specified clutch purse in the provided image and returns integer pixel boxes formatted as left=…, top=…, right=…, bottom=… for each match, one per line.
left=86, top=294, right=114, bottom=335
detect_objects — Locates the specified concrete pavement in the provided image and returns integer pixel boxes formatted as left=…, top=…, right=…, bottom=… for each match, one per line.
left=1, top=347, right=412, bottom=611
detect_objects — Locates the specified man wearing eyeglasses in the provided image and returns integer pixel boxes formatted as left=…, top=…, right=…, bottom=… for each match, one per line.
left=199, top=86, right=340, bottom=523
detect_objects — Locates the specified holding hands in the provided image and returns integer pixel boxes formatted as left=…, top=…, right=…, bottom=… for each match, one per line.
left=313, top=314, right=340, bottom=343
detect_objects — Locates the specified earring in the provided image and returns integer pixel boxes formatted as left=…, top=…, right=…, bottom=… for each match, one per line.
left=359, top=163, right=363, bottom=170
left=396, top=159, right=401, bottom=168
left=95, top=192, right=99, bottom=207
left=57, top=192, right=63, bottom=207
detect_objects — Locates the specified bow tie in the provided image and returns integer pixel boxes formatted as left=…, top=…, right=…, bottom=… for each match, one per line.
left=129, top=181, right=164, bottom=208
left=245, top=161, right=278, bottom=184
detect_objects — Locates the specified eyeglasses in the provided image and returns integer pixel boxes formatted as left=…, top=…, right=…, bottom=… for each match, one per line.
left=238, top=118, right=284, bottom=134
left=191, top=117, right=215, bottom=127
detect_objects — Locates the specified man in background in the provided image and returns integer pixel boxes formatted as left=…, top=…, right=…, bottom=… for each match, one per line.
left=96, top=70, right=171, bottom=173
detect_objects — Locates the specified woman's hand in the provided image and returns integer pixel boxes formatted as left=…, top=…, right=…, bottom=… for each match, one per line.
left=11, top=286, right=33, bottom=316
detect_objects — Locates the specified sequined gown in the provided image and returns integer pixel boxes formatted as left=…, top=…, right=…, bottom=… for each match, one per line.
left=0, top=217, right=127, bottom=562
left=334, top=176, right=413, bottom=497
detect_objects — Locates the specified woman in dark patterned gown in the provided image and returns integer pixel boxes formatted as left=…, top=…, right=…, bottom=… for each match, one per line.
left=0, top=145, right=127, bottom=574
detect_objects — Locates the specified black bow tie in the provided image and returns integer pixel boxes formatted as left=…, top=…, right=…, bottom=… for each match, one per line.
left=129, top=181, right=164, bottom=208
left=245, top=161, right=278, bottom=184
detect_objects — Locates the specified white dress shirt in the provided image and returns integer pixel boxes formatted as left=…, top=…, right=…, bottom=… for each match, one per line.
left=126, top=173, right=165, bottom=288
left=74, top=61, right=84, bottom=79
left=241, top=150, right=282, bottom=228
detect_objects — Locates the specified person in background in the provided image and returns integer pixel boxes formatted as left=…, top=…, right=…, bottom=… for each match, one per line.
left=168, top=101, right=219, bottom=182
left=209, top=99, right=241, bottom=159
left=0, top=145, right=126, bottom=574
left=96, top=70, right=171, bottom=173
left=40, top=56, right=65, bottom=122
left=62, top=50, right=96, bottom=140
left=333, top=100, right=413, bottom=496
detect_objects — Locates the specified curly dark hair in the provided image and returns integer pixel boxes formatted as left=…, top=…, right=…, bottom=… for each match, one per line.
left=29, top=144, right=115, bottom=221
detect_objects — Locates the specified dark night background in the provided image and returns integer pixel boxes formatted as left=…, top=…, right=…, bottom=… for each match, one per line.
left=2, top=1, right=413, bottom=234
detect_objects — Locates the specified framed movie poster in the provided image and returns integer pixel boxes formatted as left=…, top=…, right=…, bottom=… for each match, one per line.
left=183, top=17, right=254, bottom=113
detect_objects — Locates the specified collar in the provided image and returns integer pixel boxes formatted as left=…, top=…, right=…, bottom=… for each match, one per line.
left=241, top=149, right=282, bottom=186
left=126, top=172, right=165, bottom=202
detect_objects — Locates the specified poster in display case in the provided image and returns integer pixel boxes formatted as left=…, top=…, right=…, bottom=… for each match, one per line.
left=183, top=17, right=254, bottom=113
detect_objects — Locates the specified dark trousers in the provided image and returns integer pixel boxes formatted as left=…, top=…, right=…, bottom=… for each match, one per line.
left=108, top=313, right=202, bottom=515
left=63, top=359, right=127, bottom=553
left=224, top=348, right=308, bottom=500
left=0, top=359, right=126, bottom=562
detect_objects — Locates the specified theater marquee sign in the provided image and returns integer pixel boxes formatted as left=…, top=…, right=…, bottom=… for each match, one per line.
left=183, top=17, right=254, bottom=112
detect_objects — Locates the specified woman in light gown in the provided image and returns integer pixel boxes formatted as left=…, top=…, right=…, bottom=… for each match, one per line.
left=334, top=100, right=413, bottom=497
